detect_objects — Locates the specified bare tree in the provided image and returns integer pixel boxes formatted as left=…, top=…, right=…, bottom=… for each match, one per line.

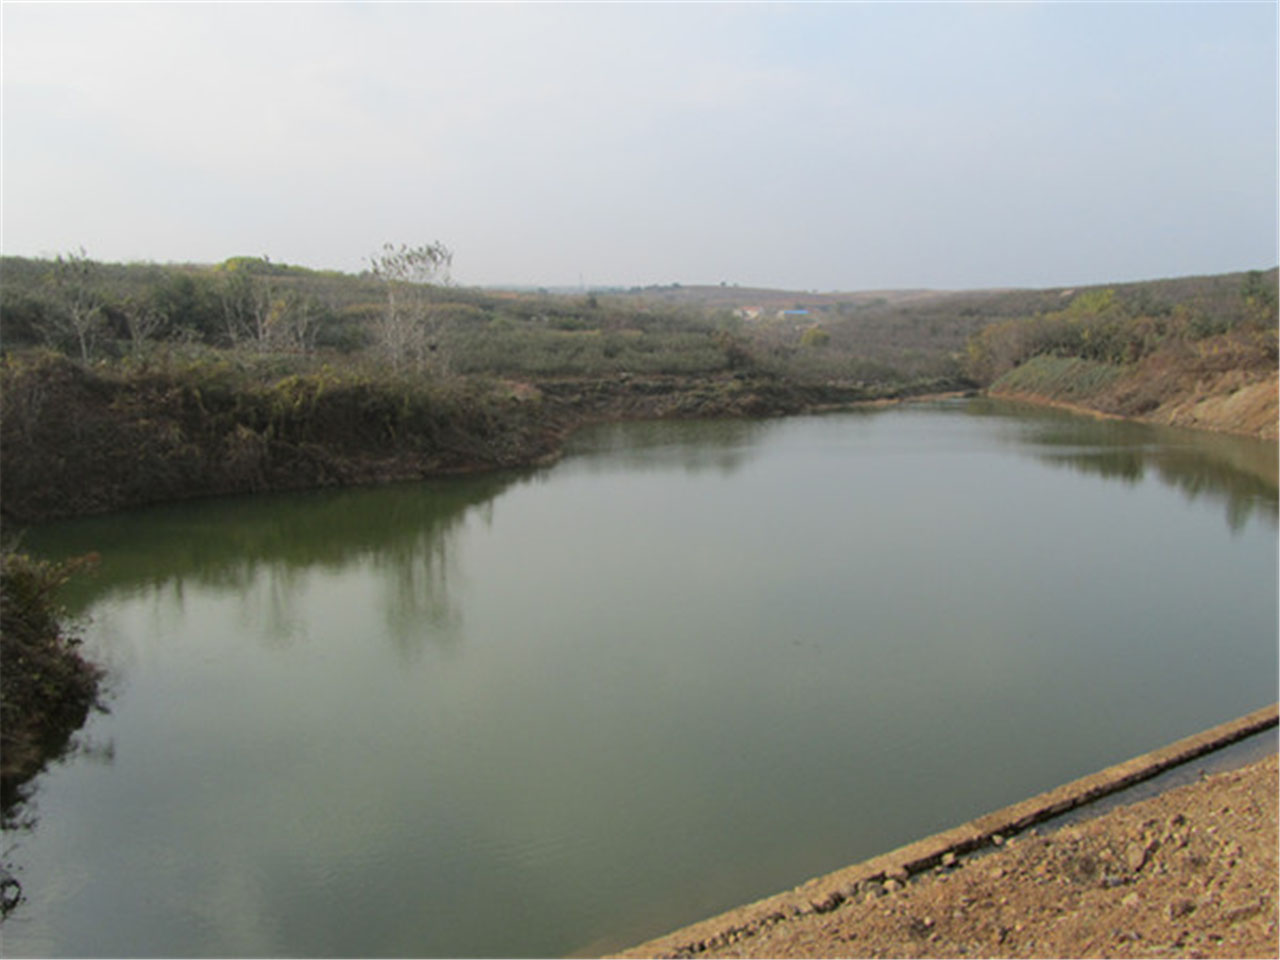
left=45, top=249, right=104, bottom=362
left=368, top=242, right=453, bottom=373
left=263, top=292, right=323, bottom=354
left=215, top=262, right=274, bottom=349
left=120, top=297, right=169, bottom=356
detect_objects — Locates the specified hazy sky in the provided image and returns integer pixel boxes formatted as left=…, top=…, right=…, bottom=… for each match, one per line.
left=2, top=2, right=1276, bottom=291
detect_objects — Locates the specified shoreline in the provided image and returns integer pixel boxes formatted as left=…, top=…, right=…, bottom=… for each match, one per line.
left=0, top=356, right=968, bottom=526
left=987, top=370, right=1279, bottom=442
left=614, top=705, right=1279, bottom=959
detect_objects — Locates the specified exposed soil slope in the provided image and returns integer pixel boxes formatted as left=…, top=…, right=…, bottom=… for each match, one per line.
left=989, top=332, right=1278, bottom=440
left=697, top=754, right=1276, bottom=959
left=616, top=707, right=1280, bottom=960
left=620, top=753, right=1278, bottom=959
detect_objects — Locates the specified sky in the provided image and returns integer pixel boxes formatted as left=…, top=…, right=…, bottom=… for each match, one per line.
left=2, top=2, right=1276, bottom=292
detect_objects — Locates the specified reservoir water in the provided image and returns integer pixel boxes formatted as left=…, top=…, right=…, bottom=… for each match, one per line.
left=4, top=399, right=1277, bottom=957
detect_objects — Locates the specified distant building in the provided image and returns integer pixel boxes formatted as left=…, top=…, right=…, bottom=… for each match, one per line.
left=734, top=306, right=764, bottom=321
left=778, top=308, right=811, bottom=319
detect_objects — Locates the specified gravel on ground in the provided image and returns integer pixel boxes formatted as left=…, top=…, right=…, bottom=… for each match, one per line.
left=622, top=752, right=1278, bottom=959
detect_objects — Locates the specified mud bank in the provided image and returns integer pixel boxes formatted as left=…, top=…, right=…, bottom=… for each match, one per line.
left=615, top=705, right=1279, bottom=959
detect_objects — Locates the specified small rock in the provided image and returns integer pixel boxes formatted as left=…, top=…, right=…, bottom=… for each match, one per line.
left=1223, top=902, right=1263, bottom=924
left=883, top=878, right=903, bottom=893
left=1122, top=892, right=1141, bottom=907
left=1126, top=842, right=1149, bottom=872
left=941, top=851, right=958, bottom=868
left=811, top=891, right=844, bottom=913
left=992, top=834, right=1005, bottom=846
left=1168, top=898, right=1197, bottom=920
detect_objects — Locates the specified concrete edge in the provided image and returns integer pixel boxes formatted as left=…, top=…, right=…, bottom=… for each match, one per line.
left=612, top=703, right=1279, bottom=959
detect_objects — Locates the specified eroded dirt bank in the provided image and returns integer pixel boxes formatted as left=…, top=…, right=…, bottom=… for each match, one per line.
left=617, top=707, right=1279, bottom=960
left=988, top=350, right=1278, bottom=441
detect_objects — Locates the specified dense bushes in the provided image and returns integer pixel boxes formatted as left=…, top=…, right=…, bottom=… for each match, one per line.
left=0, top=350, right=558, bottom=523
left=0, top=547, right=103, bottom=812
left=965, top=272, right=1278, bottom=386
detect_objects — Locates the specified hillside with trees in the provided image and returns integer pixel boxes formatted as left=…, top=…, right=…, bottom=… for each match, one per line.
left=965, top=269, right=1278, bottom=438
left=2, top=251, right=1275, bottom=525
left=0, top=248, right=963, bottom=524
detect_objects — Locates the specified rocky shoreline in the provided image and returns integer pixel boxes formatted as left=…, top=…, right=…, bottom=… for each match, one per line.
left=616, top=707, right=1279, bottom=959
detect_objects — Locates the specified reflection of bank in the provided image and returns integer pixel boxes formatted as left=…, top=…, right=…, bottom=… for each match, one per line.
left=1, top=864, right=20, bottom=914
left=966, top=398, right=1279, bottom=534
left=565, top=417, right=777, bottom=478
left=23, top=469, right=532, bottom=661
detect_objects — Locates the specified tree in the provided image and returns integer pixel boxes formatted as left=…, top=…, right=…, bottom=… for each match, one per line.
left=214, top=261, right=274, bottom=348
left=263, top=291, right=323, bottom=354
left=44, top=249, right=104, bottom=362
left=368, top=242, right=453, bottom=373
left=119, top=297, right=168, bottom=355
left=799, top=324, right=831, bottom=349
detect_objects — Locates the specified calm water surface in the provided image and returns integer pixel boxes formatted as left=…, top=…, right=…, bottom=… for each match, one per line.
left=5, top=399, right=1277, bottom=957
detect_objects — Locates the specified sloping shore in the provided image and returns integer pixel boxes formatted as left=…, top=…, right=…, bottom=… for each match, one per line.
left=615, top=705, right=1279, bottom=959
left=986, top=347, right=1278, bottom=441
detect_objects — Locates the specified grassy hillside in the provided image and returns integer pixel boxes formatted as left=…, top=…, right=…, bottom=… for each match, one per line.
left=966, top=270, right=1278, bottom=438
left=2, top=254, right=1274, bottom=524
left=0, top=254, right=932, bottom=383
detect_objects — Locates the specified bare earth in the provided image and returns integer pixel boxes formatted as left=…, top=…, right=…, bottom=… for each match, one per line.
left=629, top=753, right=1278, bottom=959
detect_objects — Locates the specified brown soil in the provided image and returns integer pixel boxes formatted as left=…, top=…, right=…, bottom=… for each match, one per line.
left=990, top=337, right=1278, bottom=441
left=617, top=713, right=1279, bottom=960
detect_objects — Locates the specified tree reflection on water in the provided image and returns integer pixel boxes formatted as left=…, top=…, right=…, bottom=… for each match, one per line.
left=967, top=398, right=1278, bottom=533
left=24, top=470, right=534, bottom=660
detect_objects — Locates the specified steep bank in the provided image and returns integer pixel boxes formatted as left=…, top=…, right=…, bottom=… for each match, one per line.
left=986, top=333, right=1278, bottom=440
left=0, top=351, right=959, bottom=524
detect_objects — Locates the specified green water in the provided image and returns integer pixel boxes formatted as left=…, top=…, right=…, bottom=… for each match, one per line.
left=4, top=399, right=1276, bottom=957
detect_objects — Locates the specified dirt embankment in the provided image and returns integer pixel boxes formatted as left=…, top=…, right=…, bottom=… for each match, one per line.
left=618, top=707, right=1279, bottom=960
left=645, top=754, right=1278, bottom=959
left=988, top=333, right=1278, bottom=440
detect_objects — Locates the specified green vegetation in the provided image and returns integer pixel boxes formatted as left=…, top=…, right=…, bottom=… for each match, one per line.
left=962, top=269, right=1278, bottom=435
left=0, top=349, right=559, bottom=522
left=964, top=270, right=1279, bottom=386
left=0, top=252, right=967, bottom=382
left=0, top=249, right=977, bottom=523
left=986, top=355, right=1126, bottom=400
left=0, top=547, right=102, bottom=814
left=1, top=249, right=1274, bottom=817
left=2, top=251, right=1275, bottom=525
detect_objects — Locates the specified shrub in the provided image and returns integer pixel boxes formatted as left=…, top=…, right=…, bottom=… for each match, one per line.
left=0, top=548, right=103, bottom=812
